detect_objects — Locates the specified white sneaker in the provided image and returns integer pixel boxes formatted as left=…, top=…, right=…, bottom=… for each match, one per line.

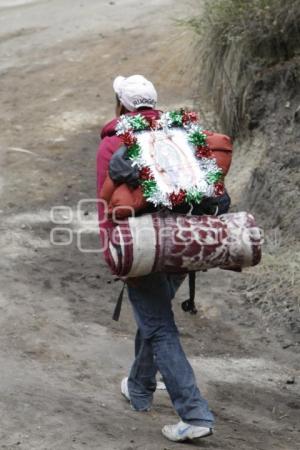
left=121, top=377, right=130, bottom=402
left=121, top=377, right=151, bottom=412
left=156, top=380, right=167, bottom=390
left=162, top=420, right=212, bottom=442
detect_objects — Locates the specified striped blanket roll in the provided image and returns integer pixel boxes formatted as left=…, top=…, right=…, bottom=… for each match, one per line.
left=106, top=212, right=262, bottom=278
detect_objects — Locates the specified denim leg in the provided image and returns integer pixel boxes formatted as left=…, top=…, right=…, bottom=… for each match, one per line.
left=127, top=272, right=214, bottom=427
left=127, top=329, right=157, bottom=411
left=151, top=331, right=214, bottom=427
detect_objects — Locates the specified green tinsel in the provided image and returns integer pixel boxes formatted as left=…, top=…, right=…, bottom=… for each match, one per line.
left=127, top=143, right=142, bottom=159
left=206, top=170, right=223, bottom=184
left=169, top=111, right=183, bottom=127
left=188, top=131, right=207, bottom=147
left=186, top=190, right=203, bottom=205
left=128, top=115, right=149, bottom=131
left=141, top=180, right=158, bottom=199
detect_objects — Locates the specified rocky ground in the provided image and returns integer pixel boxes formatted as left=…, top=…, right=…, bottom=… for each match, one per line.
left=0, top=1, right=299, bottom=449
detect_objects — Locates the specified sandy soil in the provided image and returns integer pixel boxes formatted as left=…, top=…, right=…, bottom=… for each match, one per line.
left=0, top=1, right=299, bottom=449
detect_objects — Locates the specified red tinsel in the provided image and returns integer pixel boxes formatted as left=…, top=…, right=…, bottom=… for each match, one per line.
left=147, top=117, right=158, bottom=129
left=120, top=131, right=137, bottom=147
left=182, top=111, right=199, bottom=124
left=196, top=145, right=212, bottom=158
left=139, top=167, right=154, bottom=181
left=169, top=189, right=186, bottom=206
left=214, top=182, right=225, bottom=196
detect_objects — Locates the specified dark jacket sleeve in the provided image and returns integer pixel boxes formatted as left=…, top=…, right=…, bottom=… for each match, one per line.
left=108, top=145, right=140, bottom=188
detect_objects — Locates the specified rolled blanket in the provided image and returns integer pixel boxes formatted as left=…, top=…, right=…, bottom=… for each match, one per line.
left=106, top=212, right=262, bottom=278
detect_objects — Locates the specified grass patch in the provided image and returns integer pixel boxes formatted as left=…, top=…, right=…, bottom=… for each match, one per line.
left=240, top=242, right=300, bottom=331
left=184, top=0, right=300, bottom=332
left=185, top=0, right=300, bottom=136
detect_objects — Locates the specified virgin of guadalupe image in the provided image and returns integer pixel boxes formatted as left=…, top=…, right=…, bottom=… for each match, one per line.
left=145, top=129, right=199, bottom=192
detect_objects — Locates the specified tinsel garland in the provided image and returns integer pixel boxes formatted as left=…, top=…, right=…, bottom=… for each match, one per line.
left=126, top=142, right=142, bottom=160
left=169, top=189, right=186, bottom=206
left=115, top=110, right=224, bottom=208
left=139, top=167, right=154, bottom=180
left=188, top=126, right=207, bottom=147
left=207, top=170, right=223, bottom=184
left=128, top=115, right=149, bottom=131
left=121, top=131, right=137, bottom=147
left=141, top=180, right=158, bottom=199
left=186, top=189, right=203, bottom=205
left=214, top=181, right=225, bottom=196
left=167, top=111, right=183, bottom=127
left=183, top=111, right=198, bottom=124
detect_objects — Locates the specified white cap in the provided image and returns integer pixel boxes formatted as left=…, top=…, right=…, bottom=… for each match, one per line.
left=113, top=75, right=158, bottom=112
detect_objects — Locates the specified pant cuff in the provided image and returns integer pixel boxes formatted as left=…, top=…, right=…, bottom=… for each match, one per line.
left=182, top=419, right=214, bottom=428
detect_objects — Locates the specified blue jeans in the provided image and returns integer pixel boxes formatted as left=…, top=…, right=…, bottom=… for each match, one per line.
left=127, top=272, right=214, bottom=427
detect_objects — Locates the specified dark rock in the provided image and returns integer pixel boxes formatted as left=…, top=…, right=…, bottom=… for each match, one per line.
left=286, top=376, right=295, bottom=385
left=282, top=342, right=293, bottom=349
left=294, top=105, right=300, bottom=123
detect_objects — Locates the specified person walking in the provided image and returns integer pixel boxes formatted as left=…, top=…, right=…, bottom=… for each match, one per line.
left=97, top=75, right=214, bottom=442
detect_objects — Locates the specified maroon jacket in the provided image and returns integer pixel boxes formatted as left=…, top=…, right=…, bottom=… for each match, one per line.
left=96, top=109, right=161, bottom=253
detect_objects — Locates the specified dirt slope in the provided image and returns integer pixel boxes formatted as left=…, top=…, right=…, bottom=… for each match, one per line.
left=0, top=1, right=299, bottom=449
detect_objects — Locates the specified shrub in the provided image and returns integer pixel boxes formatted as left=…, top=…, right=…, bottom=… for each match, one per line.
left=186, top=0, right=300, bottom=136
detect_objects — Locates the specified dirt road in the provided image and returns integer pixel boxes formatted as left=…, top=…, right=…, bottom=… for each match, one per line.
left=0, top=1, right=299, bottom=449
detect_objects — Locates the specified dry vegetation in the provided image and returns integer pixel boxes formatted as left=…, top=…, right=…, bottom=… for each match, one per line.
left=240, top=234, right=300, bottom=331
left=187, top=0, right=300, bottom=332
left=186, top=0, right=300, bottom=136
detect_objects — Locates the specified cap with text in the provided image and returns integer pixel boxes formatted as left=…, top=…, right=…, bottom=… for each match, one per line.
left=113, top=75, right=158, bottom=112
